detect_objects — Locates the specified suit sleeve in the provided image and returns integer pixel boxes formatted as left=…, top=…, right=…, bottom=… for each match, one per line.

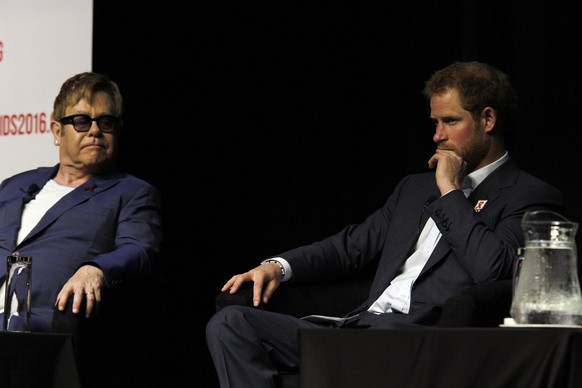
left=89, top=182, right=163, bottom=286
left=427, top=176, right=564, bottom=283
left=274, top=175, right=415, bottom=283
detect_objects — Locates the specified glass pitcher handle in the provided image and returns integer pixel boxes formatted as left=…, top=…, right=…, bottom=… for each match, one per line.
left=512, top=247, right=524, bottom=299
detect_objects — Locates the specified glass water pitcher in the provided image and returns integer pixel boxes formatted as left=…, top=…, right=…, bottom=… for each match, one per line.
left=510, top=210, right=582, bottom=325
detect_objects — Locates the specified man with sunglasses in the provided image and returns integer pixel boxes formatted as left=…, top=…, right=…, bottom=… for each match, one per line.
left=0, top=72, right=162, bottom=331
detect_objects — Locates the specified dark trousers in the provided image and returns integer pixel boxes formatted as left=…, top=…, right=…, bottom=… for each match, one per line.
left=205, top=305, right=420, bottom=388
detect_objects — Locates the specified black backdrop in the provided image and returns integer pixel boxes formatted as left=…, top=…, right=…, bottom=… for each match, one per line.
left=92, top=1, right=582, bottom=386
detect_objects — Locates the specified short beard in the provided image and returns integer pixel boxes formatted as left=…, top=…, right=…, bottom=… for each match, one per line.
left=459, top=124, right=489, bottom=173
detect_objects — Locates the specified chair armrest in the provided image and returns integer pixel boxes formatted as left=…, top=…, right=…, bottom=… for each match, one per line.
left=215, top=276, right=373, bottom=318
left=438, top=279, right=513, bottom=327
left=52, top=275, right=166, bottom=335
left=52, top=274, right=169, bottom=388
left=216, top=276, right=513, bottom=327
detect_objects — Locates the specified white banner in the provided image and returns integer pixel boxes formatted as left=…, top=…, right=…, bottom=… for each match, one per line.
left=0, top=0, right=93, bottom=181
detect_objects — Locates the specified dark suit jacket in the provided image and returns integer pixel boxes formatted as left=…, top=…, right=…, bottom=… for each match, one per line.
left=0, top=164, right=162, bottom=329
left=274, top=159, right=564, bottom=325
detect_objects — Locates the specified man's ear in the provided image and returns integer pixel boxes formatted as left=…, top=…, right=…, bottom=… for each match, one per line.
left=481, top=107, right=497, bottom=133
left=50, top=111, right=62, bottom=140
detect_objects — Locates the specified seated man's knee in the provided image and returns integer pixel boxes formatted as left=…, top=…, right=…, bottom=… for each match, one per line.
left=206, top=305, right=256, bottom=337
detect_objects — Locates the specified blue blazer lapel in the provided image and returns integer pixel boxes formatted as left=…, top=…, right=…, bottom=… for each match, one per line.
left=22, top=174, right=121, bottom=243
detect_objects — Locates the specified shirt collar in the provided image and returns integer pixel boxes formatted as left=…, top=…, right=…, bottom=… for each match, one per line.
left=463, top=151, right=509, bottom=190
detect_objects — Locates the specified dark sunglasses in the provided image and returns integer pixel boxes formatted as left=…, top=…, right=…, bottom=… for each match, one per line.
left=60, top=114, right=119, bottom=133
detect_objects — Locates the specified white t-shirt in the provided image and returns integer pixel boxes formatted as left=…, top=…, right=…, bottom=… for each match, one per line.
left=17, top=179, right=74, bottom=244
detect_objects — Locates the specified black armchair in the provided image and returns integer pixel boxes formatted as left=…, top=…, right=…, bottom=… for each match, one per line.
left=214, top=274, right=513, bottom=388
left=52, top=274, right=170, bottom=388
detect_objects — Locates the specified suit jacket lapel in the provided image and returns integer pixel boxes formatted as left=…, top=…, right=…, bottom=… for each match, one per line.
left=369, top=185, right=441, bottom=299
left=21, top=173, right=121, bottom=244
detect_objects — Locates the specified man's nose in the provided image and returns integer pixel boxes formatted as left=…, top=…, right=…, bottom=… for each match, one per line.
left=433, top=123, right=446, bottom=142
left=87, top=121, right=103, bottom=135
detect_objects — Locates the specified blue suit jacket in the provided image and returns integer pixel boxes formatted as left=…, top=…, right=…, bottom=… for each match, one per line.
left=0, top=164, right=162, bottom=328
left=275, top=159, right=564, bottom=324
